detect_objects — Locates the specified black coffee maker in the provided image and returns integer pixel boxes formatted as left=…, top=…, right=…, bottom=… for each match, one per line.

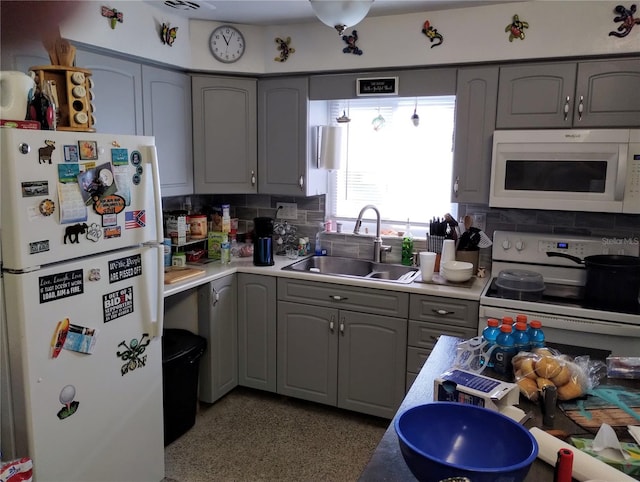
left=253, top=217, right=274, bottom=266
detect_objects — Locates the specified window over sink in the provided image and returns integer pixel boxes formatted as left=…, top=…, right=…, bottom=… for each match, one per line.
left=326, top=96, right=457, bottom=237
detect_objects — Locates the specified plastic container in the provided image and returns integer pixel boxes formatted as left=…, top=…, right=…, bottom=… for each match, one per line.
left=162, top=329, right=207, bottom=446
left=513, top=322, right=531, bottom=353
left=221, top=242, right=231, bottom=264
left=496, top=269, right=545, bottom=301
left=528, top=320, right=546, bottom=349
left=494, top=324, right=516, bottom=377
left=401, top=219, right=414, bottom=266
left=482, top=318, right=500, bottom=367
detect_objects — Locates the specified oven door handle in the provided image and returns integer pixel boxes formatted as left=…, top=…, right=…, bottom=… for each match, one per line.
left=615, top=143, right=628, bottom=201
left=522, top=314, right=640, bottom=337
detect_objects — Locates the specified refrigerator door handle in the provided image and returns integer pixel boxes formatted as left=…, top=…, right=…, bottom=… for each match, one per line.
left=145, top=144, right=165, bottom=243
left=151, top=243, right=165, bottom=339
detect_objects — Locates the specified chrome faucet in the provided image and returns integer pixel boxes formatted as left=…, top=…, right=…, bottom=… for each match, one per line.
left=353, top=204, right=391, bottom=263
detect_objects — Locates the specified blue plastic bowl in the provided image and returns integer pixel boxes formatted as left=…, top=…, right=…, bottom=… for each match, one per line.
left=394, top=402, right=538, bottom=482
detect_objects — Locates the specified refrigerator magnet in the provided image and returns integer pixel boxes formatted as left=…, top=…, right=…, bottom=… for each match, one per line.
left=116, top=333, right=150, bottom=376
left=39, top=199, right=55, bottom=216
left=38, top=140, right=56, bottom=164
left=22, top=180, right=49, bottom=197
left=103, top=226, right=121, bottom=239
left=111, top=148, right=129, bottom=165
left=78, top=140, right=98, bottom=160
left=63, top=144, right=79, bottom=162
left=57, top=384, right=79, bottom=420
left=132, top=173, right=141, bottom=185
left=50, top=318, right=70, bottom=359
left=130, top=150, right=142, bottom=165
left=102, top=213, right=117, bottom=227
left=63, top=223, right=89, bottom=244
left=86, top=223, right=103, bottom=242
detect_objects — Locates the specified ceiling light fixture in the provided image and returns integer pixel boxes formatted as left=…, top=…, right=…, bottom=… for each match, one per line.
left=309, top=0, right=374, bottom=36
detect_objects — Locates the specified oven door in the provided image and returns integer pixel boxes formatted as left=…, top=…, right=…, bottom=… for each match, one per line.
left=479, top=305, right=640, bottom=357
left=489, top=129, right=628, bottom=213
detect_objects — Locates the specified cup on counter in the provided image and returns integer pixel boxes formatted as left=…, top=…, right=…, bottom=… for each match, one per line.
left=419, top=252, right=437, bottom=282
left=440, top=239, right=456, bottom=275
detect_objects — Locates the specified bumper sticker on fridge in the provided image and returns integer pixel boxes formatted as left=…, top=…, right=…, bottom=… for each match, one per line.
left=103, top=287, right=134, bottom=323
left=108, top=254, right=142, bottom=283
left=57, top=385, right=79, bottom=420
left=39, top=270, right=84, bottom=303
left=117, top=334, right=150, bottom=376
left=125, top=210, right=145, bottom=229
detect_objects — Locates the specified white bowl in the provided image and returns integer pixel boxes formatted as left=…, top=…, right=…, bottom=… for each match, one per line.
left=441, top=270, right=473, bottom=282
left=441, top=260, right=474, bottom=272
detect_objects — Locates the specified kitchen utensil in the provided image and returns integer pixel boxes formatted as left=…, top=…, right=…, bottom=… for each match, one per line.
left=395, top=402, right=538, bottom=482
left=553, top=448, right=573, bottom=482
left=419, top=252, right=437, bottom=281
left=55, top=38, right=76, bottom=66
left=547, top=252, right=640, bottom=310
left=0, top=71, right=34, bottom=120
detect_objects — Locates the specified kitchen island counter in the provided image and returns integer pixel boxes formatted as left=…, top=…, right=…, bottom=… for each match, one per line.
left=163, top=255, right=489, bottom=301
left=358, top=335, right=640, bottom=482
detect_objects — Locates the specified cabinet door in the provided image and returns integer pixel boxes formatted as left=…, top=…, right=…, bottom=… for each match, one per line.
left=452, top=66, right=499, bottom=204
left=575, top=58, right=640, bottom=127
left=258, top=77, right=326, bottom=196
left=237, top=274, right=276, bottom=392
left=496, top=63, right=576, bottom=128
left=75, top=50, right=143, bottom=135
left=142, top=65, right=193, bottom=196
left=192, top=76, right=257, bottom=194
left=338, top=311, right=407, bottom=419
left=197, top=275, right=238, bottom=403
left=277, top=301, right=338, bottom=405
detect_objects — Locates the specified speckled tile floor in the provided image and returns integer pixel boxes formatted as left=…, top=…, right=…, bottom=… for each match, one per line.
left=164, top=387, right=388, bottom=482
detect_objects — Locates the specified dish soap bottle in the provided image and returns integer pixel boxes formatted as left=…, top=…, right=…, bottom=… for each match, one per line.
left=401, top=219, right=414, bottom=266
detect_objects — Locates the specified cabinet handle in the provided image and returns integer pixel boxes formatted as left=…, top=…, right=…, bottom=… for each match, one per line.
left=299, top=175, right=304, bottom=190
left=340, top=317, right=345, bottom=335
left=453, top=176, right=459, bottom=197
left=432, top=308, right=453, bottom=316
left=329, top=315, right=335, bottom=333
left=577, top=95, right=584, bottom=121
left=563, top=96, right=570, bottom=121
left=329, top=295, right=348, bottom=302
left=211, top=286, right=219, bottom=307
left=251, top=170, right=256, bottom=186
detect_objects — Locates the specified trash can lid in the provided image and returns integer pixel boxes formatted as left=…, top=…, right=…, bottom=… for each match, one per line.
left=162, top=328, right=206, bottom=363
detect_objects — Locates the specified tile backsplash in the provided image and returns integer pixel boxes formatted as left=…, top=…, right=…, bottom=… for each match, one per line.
left=162, top=194, right=639, bottom=270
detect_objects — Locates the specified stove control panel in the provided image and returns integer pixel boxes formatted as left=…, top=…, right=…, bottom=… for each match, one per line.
left=492, top=231, right=639, bottom=265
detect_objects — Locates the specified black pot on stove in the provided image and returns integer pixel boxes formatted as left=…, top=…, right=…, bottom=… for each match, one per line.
left=547, top=252, right=640, bottom=311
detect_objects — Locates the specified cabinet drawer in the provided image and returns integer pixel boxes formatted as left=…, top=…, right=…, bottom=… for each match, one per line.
left=409, top=294, right=478, bottom=328
left=406, top=346, right=431, bottom=374
left=278, top=278, right=408, bottom=318
left=408, top=320, right=477, bottom=351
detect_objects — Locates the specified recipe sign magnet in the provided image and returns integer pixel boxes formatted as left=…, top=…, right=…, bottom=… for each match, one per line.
left=356, top=77, right=399, bottom=96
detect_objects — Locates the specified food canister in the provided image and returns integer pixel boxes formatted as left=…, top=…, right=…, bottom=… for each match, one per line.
left=171, top=252, right=186, bottom=267
left=188, top=215, right=208, bottom=239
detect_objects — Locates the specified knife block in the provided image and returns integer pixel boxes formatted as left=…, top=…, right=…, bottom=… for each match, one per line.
left=30, top=65, right=95, bottom=132
left=456, top=250, right=479, bottom=274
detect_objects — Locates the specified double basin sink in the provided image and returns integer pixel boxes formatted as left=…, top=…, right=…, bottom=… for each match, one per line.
left=282, top=255, right=420, bottom=284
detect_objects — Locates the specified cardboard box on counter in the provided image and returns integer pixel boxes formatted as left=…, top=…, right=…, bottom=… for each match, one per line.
left=165, top=214, right=187, bottom=245
left=434, top=368, right=519, bottom=412
left=208, top=232, right=227, bottom=260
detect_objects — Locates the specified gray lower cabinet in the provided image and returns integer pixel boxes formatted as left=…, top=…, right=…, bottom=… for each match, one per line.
left=406, top=294, right=478, bottom=391
left=197, top=275, right=238, bottom=403
left=452, top=66, right=499, bottom=204
left=237, top=274, right=277, bottom=392
left=496, top=58, right=640, bottom=128
left=277, top=278, right=408, bottom=419
left=192, top=75, right=258, bottom=194
left=142, top=65, right=193, bottom=196
left=258, top=76, right=327, bottom=196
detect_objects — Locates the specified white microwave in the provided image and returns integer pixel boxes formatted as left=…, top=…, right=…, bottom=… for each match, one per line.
left=489, top=129, right=640, bottom=214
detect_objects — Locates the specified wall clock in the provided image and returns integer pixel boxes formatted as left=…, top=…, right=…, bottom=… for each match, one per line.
left=209, top=25, right=245, bottom=63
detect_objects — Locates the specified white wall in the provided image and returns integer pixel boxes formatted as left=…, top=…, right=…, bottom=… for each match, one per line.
left=3, top=1, right=636, bottom=73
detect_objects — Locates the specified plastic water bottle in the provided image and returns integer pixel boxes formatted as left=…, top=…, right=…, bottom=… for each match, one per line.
left=494, top=324, right=516, bottom=377
left=482, top=318, right=500, bottom=367
left=516, top=314, right=528, bottom=326
left=513, top=322, right=531, bottom=353
left=501, top=316, right=514, bottom=329
left=528, top=320, right=546, bottom=349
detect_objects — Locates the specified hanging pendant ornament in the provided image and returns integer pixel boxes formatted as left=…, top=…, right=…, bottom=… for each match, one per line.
left=342, top=30, right=363, bottom=55
left=609, top=4, right=640, bottom=38
left=411, top=105, right=420, bottom=127
left=505, top=14, right=529, bottom=41
left=372, top=109, right=385, bottom=131
left=336, top=110, right=351, bottom=123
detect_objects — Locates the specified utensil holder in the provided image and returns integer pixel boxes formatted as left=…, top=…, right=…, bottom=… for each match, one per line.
left=456, top=250, right=479, bottom=274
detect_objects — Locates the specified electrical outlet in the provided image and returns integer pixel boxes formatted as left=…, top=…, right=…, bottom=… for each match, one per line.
left=276, top=202, right=298, bottom=220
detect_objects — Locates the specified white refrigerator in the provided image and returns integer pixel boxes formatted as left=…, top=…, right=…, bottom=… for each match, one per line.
left=0, top=128, right=165, bottom=481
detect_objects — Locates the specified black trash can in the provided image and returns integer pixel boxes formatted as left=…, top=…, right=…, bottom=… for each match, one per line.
left=162, top=329, right=207, bottom=446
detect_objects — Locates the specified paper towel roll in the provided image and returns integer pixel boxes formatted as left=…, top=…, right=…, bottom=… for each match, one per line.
left=530, top=427, right=637, bottom=482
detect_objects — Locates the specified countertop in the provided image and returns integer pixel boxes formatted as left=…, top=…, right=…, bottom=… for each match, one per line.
left=358, top=335, right=640, bottom=482
left=163, top=255, right=489, bottom=300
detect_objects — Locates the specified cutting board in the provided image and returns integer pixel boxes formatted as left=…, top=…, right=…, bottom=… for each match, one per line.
left=164, top=267, right=206, bottom=284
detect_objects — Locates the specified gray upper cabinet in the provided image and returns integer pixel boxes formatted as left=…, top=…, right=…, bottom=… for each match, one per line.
left=74, top=50, right=143, bottom=136
left=142, top=65, right=193, bottom=196
left=497, top=58, right=640, bottom=128
left=452, top=66, right=499, bottom=204
left=258, top=77, right=327, bottom=196
left=237, top=274, right=277, bottom=392
left=192, top=75, right=258, bottom=194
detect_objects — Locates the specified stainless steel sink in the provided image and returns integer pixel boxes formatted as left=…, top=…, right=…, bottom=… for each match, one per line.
left=282, top=255, right=420, bottom=284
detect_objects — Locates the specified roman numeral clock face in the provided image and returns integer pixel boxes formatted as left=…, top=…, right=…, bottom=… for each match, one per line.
left=209, top=25, right=245, bottom=63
